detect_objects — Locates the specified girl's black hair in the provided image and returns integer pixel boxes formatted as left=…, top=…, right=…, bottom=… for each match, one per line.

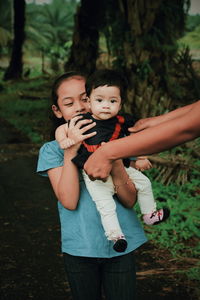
left=49, top=71, right=86, bottom=140
left=86, top=69, right=128, bottom=102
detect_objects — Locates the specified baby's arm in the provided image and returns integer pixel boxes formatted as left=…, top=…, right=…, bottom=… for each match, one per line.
left=132, top=157, right=152, bottom=172
left=55, top=123, right=75, bottom=149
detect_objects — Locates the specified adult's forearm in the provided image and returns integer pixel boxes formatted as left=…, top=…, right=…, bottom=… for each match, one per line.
left=131, top=101, right=200, bottom=133
left=157, top=101, right=197, bottom=123
left=84, top=101, right=200, bottom=180
left=100, top=111, right=200, bottom=160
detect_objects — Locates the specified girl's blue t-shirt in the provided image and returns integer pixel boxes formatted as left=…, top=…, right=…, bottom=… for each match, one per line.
left=37, top=140, right=147, bottom=258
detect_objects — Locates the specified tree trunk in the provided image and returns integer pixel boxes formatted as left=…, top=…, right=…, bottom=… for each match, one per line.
left=4, top=0, right=26, bottom=80
left=103, top=0, right=191, bottom=117
left=64, top=0, right=104, bottom=75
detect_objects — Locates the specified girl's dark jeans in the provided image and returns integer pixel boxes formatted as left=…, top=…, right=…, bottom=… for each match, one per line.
left=63, top=251, right=136, bottom=300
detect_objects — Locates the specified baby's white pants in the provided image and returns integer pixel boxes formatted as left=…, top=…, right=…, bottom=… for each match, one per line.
left=82, top=167, right=156, bottom=241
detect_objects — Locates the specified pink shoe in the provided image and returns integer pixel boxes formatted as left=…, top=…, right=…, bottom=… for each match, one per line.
left=143, top=208, right=170, bottom=225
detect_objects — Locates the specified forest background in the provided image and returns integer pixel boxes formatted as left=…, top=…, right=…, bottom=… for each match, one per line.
left=0, top=0, right=200, bottom=299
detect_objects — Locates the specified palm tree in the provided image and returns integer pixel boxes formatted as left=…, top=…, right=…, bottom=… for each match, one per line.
left=25, top=0, right=77, bottom=72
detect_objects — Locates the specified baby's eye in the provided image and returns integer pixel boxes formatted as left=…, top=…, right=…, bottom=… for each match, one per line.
left=111, top=99, right=117, bottom=103
left=96, top=98, right=102, bottom=102
left=64, top=102, right=73, bottom=106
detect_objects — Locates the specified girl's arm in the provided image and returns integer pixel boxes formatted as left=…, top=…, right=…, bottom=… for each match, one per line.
left=111, top=160, right=137, bottom=208
left=48, top=116, right=97, bottom=209
left=48, top=145, right=80, bottom=210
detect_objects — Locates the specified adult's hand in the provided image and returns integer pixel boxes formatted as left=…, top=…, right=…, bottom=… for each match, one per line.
left=128, top=116, right=159, bottom=133
left=84, top=144, right=113, bottom=181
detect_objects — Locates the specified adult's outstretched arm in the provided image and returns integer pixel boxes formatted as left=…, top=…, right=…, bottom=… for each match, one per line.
left=129, top=101, right=199, bottom=133
left=84, top=101, right=200, bottom=180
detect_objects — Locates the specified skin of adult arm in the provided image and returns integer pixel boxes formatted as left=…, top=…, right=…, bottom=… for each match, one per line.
left=130, top=100, right=200, bottom=132
left=111, top=160, right=137, bottom=208
left=84, top=101, right=200, bottom=180
left=48, top=145, right=80, bottom=210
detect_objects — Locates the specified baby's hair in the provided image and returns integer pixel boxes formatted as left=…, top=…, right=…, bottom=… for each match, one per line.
left=86, top=69, right=128, bottom=102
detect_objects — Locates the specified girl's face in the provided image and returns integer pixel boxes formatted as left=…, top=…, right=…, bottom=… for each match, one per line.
left=52, top=77, right=89, bottom=121
left=89, top=85, right=122, bottom=120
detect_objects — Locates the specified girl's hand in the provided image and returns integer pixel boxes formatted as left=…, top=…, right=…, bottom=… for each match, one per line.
left=67, top=115, right=97, bottom=144
left=111, top=158, right=124, bottom=171
left=110, top=158, right=137, bottom=208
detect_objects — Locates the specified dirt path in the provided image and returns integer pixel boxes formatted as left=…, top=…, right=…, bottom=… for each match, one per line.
left=0, top=117, right=199, bottom=300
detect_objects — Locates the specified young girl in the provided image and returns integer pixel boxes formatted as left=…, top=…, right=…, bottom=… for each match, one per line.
left=55, top=69, right=170, bottom=252
left=37, top=71, right=147, bottom=300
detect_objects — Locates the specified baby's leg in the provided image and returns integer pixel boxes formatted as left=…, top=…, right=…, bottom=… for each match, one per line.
left=126, top=167, right=170, bottom=225
left=82, top=170, right=127, bottom=252
left=126, top=167, right=156, bottom=213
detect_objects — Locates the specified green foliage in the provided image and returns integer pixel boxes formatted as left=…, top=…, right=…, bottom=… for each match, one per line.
left=133, top=140, right=200, bottom=282
left=186, top=14, right=200, bottom=32
left=178, top=14, right=200, bottom=57
left=0, top=0, right=12, bottom=32
left=178, top=24, right=200, bottom=49
left=185, top=263, right=200, bottom=281
left=0, top=0, right=12, bottom=55
left=0, top=77, right=50, bottom=143
left=1, top=0, right=77, bottom=73
left=135, top=167, right=200, bottom=258
left=25, top=0, right=77, bottom=57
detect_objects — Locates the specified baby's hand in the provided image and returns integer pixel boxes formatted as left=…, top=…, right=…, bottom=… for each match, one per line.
left=59, top=138, right=75, bottom=150
left=135, top=157, right=152, bottom=171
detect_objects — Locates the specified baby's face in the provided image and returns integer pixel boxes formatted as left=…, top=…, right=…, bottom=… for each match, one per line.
left=89, top=85, right=122, bottom=120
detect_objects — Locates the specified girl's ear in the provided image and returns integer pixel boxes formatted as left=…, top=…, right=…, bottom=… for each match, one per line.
left=52, top=105, right=63, bottom=118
